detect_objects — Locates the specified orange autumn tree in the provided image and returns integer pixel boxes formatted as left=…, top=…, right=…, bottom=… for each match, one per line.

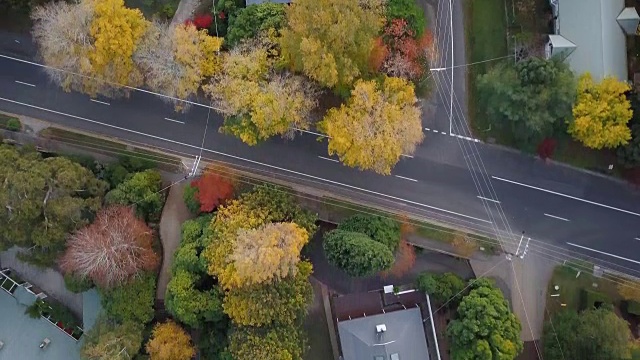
left=59, top=205, right=159, bottom=289
left=381, top=18, right=431, bottom=80
left=190, top=167, right=235, bottom=213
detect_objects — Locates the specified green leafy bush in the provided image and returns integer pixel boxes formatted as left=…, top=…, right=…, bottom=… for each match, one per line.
left=103, top=163, right=130, bottom=189
left=100, top=273, right=156, bottom=325
left=323, top=229, right=394, bottom=277
left=183, top=183, right=201, bottom=214
left=64, top=273, right=94, bottom=293
left=6, top=118, right=21, bottom=131
left=337, top=214, right=401, bottom=251
left=416, top=272, right=466, bottom=306
left=226, top=2, right=286, bottom=47
left=386, top=0, right=427, bottom=37
left=580, top=288, right=612, bottom=311
left=105, top=169, right=164, bottom=222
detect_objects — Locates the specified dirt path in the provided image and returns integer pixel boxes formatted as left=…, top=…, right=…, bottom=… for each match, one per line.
left=156, top=178, right=194, bottom=300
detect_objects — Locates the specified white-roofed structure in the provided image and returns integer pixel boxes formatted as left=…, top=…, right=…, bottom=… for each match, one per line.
left=547, top=0, right=639, bottom=81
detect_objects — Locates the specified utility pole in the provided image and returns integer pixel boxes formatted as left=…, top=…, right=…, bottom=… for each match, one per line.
left=188, top=155, right=201, bottom=177
left=518, top=237, right=531, bottom=259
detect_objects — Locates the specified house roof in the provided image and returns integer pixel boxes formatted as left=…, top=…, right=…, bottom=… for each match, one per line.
left=0, top=289, right=82, bottom=360
left=81, top=289, right=102, bottom=332
left=245, top=0, right=290, bottom=6
left=557, top=0, right=628, bottom=81
left=337, top=307, right=430, bottom=360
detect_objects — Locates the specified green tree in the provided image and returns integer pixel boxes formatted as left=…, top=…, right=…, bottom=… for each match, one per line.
left=81, top=317, right=144, bottom=360
left=543, top=308, right=633, bottom=360
left=0, top=146, right=107, bottom=266
left=99, top=273, right=155, bottom=325
left=223, top=261, right=313, bottom=326
left=477, top=57, right=575, bottom=148
left=226, top=2, right=286, bottom=47
left=416, top=272, right=466, bottom=306
left=386, top=0, right=427, bottom=37
left=105, top=169, right=164, bottom=222
left=183, top=183, right=201, bottom=214
left=229, top=325, right=306, bottom=360
left=323, top=230, right=395, bottom=277
left=279, top=0, right=383, bottom=92
left=569, top=73, right=633, bottom=149
left=337, top=214, right=401, bottom=251
left=447, top=280, right=523, bottom=360
left=165, top=269, right=225, bottom=328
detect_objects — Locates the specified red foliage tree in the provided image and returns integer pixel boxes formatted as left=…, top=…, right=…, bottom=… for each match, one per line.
left=184, top=14, right=213, bottom=30
left=382, top=18, right=425, bottom=80
left=59, top=206, right=159, bottom=289
left=191, top=168, right=235, bottom=212
left=537, top=138, right=557, bottom=160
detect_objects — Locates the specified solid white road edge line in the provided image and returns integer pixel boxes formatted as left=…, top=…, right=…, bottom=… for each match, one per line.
left=0, top=96, right=492, bottom=224
left=90, top=99, right=110, bottom=106
left=544, top=213, right=570, bottom=222
left=492, top=175, right=640, bottom=217
left=14, top=80, right=35, bottom=87
left=635, top=238, right=640, bottom=241
left=163, top=117, right=185, bottom=124
left=317, top=156, right=338, bottom=163
left=395, top=175, right=418, bottom=182
left=566, top=242, right=640, bottom=265
left=477, top=196, right=500, bottom=203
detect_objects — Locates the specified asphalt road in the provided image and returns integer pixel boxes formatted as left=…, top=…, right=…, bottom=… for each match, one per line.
left=2, top=32, right=640, bottom=276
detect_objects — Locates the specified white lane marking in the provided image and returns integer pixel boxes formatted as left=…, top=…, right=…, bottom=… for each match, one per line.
left=14, top=40, right=20, bottom=44
left=401, top=154, right=414, bottom=158
left=318, top=156, right=338, bottom=163
left=544, top=213, right=570, bottom=222
left=477, top=196, right=500, bottom=203
left=635, top=238, right=640, bottom=241
left=90, top=99, right=110, bottom=106
left=395, top=175, right=418, bottom=182
left=0, top=96, right=493, bottom=224
left=424, top=127, right=431, bottom=131
left=492, top=175, right=640, bottom=217
left=432, top=129, right=439, bottom=133
left=440, top=131, right=447, bottom=135
left=14, top=80, right=35, bottom=87
left=164, top=117, right=184, bottom=124
left=567, top=242, right=640, bottom=265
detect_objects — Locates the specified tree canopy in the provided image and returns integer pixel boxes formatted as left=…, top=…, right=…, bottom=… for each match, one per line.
left=188, top=170, right=235, bottom=213
left=477, top=57, right=575, bottom=147
left=146, top=321, right=197, bottom=360
left=542, top=309, right=633, bottom=360
left=416, top=272, right=466, bottom=306
left=0, top=146, right=107, bottom=266
left=81, top=318, right=143, bottom=360
left=105, top=169, right=164, bottom=222
left=99, top=272, right=156, bottom=325
left=323, top=230, right=395, bottom=277
left=60, top=205, right=159, bottom=288
left=32, top=0, right=148, bottom=97
left=226, top=2, right=287, bottom=47
left=337, top=214, right=401, bottom=251
left=279, top=0, right=383, bottom=92
left=385, top=0, right=427, bottom=37
left=229, top=325, right=306, bottom=360
left=447, top=280, right=523, bottom=360
left=135, top=21, right=223, bottom=111
left=569, top=73, right=633, bottom=149
left=320, top=76, right=423, bottom=174
left=205, top=40, right=319, bottom=145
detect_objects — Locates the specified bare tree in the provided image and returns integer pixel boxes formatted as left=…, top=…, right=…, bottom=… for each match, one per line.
left=31, top=0, right=95, bottom=94
left=60, top=205, right=159, bottom=289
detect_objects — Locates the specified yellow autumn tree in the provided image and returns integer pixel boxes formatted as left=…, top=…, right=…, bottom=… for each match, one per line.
left=569, top=73, right=633, bottom=149
left=320, top=76, right=424, bottom=174
left=279, top=0, right=383, bottom=93
left=205, top=39, right=318, bottom=145
left=228, top=222, right=309, bottom=288
left=31, top=0, right=148, bottom=97
left=618, top=281, right=640, bottom=302
left=135, top=21, right=223, bottom=111
left=146, top=321, right=196, bottom=360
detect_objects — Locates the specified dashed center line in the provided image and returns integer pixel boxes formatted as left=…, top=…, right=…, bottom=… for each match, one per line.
left=90, top=99, right=110, bottom=106
left=164, top=117, right=185, bottom=124
left=395, top=175, right=418, bottom=182
left=544, top=213, right=570, bottom=222
left=14, top=80, right=35, bottom=87
left=634, top=238, right=640, bottom=241
left=477, top=196, right=500, bottom=203
left=432, top=129, right=439, bottom=133
left=318, top=156, right=339, bottom=162
left=400, top=154, right=414, bottom=158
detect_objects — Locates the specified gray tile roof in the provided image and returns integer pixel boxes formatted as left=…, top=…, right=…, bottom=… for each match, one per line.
left=337, top=307, right=430, bottom=360
left=0, top=289, right=82, bottom=360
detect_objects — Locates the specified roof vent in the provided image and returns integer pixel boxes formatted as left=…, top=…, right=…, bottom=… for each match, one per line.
left=375, top=324, right=386, bottom=333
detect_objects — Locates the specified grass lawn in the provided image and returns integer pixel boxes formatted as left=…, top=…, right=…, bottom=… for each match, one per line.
left=553, top=137, right=620, bottom=175
left=545, top=265, right=622, bottom=316
left=464, top=0, right=509, bottom=139
left=40, top=127, right=182, bottom=172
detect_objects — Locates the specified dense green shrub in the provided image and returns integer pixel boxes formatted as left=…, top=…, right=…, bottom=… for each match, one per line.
left=100, top=273, right=156, bottom=325
left=183, top=183, right=201, bottom=214
left=323, top=229, right=394, bottom=277
left=386, top=0, right=427, bottom=37
left=6, top=118, right=21, bottom=131
left=337, top=214, right=401, bottom=251
left=226, top=2, right=286, bottom=47
left=105, top=169, right=164, bottom=222
left=64, top=273, right=94, bottom=293
left=416, top=272, right=465, bottom=306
